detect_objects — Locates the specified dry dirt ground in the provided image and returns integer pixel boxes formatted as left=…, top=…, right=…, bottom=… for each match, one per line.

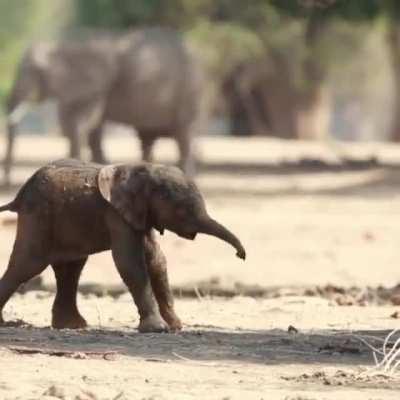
left=1, top=134, right=400, bottom=399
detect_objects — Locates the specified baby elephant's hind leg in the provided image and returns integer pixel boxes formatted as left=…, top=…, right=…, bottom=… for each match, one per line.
left=145, top=232, right=182, bottom=331
left=0, top=253, right=48, bottom=324
left=0, top=214, right=49, bottom=324
left=51, top=258, right=87, bottom=329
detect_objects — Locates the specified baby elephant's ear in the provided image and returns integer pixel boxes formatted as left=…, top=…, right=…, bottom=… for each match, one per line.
left=98, top=165, right=148, bottom=231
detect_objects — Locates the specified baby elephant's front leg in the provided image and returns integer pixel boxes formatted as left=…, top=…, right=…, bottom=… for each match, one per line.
left=145, top=232, right=182, bottom=331
left=108, top=217, right=168, bottom=333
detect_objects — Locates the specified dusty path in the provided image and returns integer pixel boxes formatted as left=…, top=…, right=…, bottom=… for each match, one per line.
left=1, top=135, right=400, bottom=398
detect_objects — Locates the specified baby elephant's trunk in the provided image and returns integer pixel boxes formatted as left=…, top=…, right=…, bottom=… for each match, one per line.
left=198, top=218, right=246, bottom=260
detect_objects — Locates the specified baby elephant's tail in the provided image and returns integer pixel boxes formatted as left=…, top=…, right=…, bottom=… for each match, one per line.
left=0, top=201, right=16, bottom=213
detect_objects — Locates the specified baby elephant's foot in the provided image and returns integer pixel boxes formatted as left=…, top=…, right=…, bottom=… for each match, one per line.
left=168, top=318, right=183, bottom=332
left=138, top=314, right=169, bottom=333
left=162, top=311, right=183, bottom=332
left=52, top=312, right=87, bottom=330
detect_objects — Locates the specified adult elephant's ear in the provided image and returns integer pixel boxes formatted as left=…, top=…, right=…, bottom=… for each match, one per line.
left=98, top=165, right=148, bottom=231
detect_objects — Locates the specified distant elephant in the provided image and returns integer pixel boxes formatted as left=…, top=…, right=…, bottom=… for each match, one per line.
left=3, top=28, right=205, bottom=185
left=0, top=159, right=245, bottom=332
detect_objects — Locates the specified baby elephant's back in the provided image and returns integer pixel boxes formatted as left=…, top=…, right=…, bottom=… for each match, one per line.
left=44, top=159, right=101, bottom=203
left=17, top=159, right=111, bottom=258
left=13, top=160, right=97, bottom=209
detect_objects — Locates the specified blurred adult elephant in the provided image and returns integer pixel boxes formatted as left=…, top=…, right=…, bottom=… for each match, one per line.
left=3, top=28, right=205, bottom=185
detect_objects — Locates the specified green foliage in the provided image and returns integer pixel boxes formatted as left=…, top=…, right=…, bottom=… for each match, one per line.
left=74, top=0, right=157, bottom=28
left=270, top=0, right=382, bottom=20
left=74, top=0, right=211, bottom=29
left=188, top=20, right=264, bottom=78
left=2, top=0, right=400, bottom=111
left=381, top=0, right=400, bottom=21
left=0, top=0, right=68, bottom=107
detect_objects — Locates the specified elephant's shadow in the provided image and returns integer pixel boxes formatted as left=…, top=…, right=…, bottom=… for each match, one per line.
left=0, top=324, right=392, bottom=366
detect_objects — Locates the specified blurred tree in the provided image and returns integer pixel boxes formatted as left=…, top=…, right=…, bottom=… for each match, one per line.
left=207, top=1, right=334, bottom=138
left=382, top=1, right=400, bottom=141
left=3, top=0, right=398, bottom=140
left=216, top=0, right=398, bottom=139
left=74, top=0, right=210, bottom=29
left=70, top=0, right=400, bottom=139
left=275, top=0, right=400, bottom=141
left=311, top=0, right=400, bottom=142
left=70, top=1, right=345, bottom=138
left=0, top=0, right=69, bottom=107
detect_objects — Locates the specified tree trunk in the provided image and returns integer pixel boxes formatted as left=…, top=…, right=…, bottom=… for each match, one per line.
left=222, top=15, right=331, bottom=140
left=263, top=51, right=298, bottom=139
left=295, top=14, right=330, bottom=140
left=296, top=83, right=331, bottom=140
left=387, top=20, right=400, bottom=142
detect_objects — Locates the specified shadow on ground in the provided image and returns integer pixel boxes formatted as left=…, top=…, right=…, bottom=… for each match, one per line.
left=0, top=325, right=394, bottom=366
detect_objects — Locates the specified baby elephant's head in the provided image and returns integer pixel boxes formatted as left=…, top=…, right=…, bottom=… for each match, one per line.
left=98, top=163, right=246, bottom=260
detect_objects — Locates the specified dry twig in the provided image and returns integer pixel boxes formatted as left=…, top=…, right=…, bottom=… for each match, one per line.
left=7, top=345, right=117, bottom=360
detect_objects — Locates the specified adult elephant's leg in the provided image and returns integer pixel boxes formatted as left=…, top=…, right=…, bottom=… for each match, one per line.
left=139, top=133, right=156, bottom=163
left=58, top=105, right=83, bottom=159
left=107, top=214, right=168, bottom=333
left=3, top=121, right=16, bottom=186
left=58, top=100, right=104, bottom=160
left=0, top=215, right=48, bottom=324
left=88, top=125, right=107, bottom=164
left=144, top=231, right=182, bottom=331
left=51, top=258, right=88, bottom=329
left=176, top=130, right=195, bottom=176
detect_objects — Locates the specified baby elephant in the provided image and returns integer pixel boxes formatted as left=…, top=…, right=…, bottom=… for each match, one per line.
left=0, top=159, right=245, bottom=332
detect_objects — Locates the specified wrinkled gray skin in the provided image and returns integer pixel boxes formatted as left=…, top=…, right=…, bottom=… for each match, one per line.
left=3, top=28, right=205, bottom=186
left=0, top=159, right=245, bottom=332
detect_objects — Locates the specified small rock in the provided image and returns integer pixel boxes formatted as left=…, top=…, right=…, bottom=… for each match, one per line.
left=390, top=311, right=400, bottom=319
left=363, top=231, right=375, bottom=241
left=304, top=288, right=317, bottom=296
left=335, top=294, right=356, bottom=306
left=43, top=385, right=66, bottom=399
left=288, top=325, right=298, bottom=334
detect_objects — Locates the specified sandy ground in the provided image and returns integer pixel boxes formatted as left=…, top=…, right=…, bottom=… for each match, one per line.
left=1, top=134, right=400, bottom=399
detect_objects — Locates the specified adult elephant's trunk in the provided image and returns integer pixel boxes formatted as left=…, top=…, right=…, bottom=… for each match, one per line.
left=3, top=120, right=16, bottom=186
left=198, top=217, right=246, bottom=260
left=3, top=94, right=19, bottom=186
left=3, top=92, right=32, bottom=186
